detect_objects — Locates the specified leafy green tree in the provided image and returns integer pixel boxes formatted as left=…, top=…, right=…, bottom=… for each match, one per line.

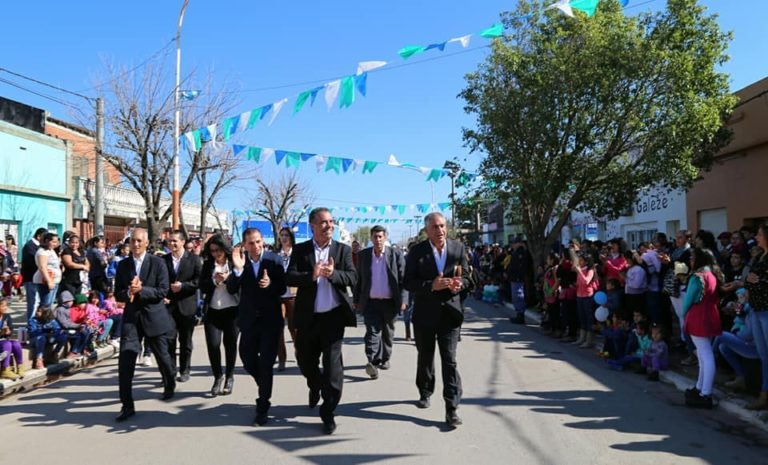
left=460, top=0, right=735, bottom=265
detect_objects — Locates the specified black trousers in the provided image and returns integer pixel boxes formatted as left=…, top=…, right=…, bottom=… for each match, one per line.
left=118, top=321, right=176, bottom=408
left=204, top=306, right=239, bottom=378
left=169, top=308, right=196, bottom=376
left=239, top=320, right=281, bottom=413
left=295, top=307, right=345, bottom=421
left=364, top=299, right=397, bottom=365
left=414, top=323, right=462, bottom=412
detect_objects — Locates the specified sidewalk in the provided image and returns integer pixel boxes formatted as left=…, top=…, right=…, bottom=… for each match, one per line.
left=504, top=302, right=768, bottom=433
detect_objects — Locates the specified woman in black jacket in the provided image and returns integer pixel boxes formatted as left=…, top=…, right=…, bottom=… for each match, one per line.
left=198, top=235, right=240, bottom=397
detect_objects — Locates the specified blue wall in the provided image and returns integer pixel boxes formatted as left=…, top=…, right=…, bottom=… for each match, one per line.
left=0, top=121, right=69, bottom=256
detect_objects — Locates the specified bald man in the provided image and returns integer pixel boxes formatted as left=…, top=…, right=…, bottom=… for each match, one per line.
left=114, top=228, right=176, bottom=422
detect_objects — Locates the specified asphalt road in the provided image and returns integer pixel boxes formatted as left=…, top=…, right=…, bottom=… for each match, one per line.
left=2, top=298, right=768, bottom=465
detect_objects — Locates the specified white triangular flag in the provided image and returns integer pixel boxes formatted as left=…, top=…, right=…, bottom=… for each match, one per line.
left=387, top=154, right=400, bottom=166
left=261, top=148, right=275, bottom=164
left=418, top=167, right=431, bottom=175
left=237, top=110, right=251, bottom=133
left=183, top=131, right=197, bottom=152
left=316, top=155, right=327, bottom=172
left=206, top=124, right=219, bottom=150
left=352, top=159, right=364, bottom=172
left=448, top=34, right=472, bottom=48
left=356, top=61, right=387, bottom=75
left=325, top=80, right=341, bottom=110
left=547, top=0, right=574, bottom=17
left=268, top=99, right=288, bottom=126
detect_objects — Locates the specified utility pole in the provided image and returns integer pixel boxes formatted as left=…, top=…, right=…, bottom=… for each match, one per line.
left=172, top=0, right=189, bottom=230
left=94, top=97, right=105, bottom=236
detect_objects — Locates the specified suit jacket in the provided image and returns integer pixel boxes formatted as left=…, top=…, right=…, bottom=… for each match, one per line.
left=404, top=239, right=470, bottom=329
left=115, top=253, right=173, bottom=337
left=226, top=251, right=286, bottom=330
left=163, top=251, right=202, bottom=316
left=21, top=239, right=39, bottom=283
left=354, top=246, right=408, bottom=314
left=286, top=240, right=358, bottom=329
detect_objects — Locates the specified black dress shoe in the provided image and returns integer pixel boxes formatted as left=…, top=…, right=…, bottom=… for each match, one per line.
left=177, top=372, right=190, bottom=383
left=379, top=360, right=391, bottom=370
left=161, top=387, right=175, bottom=401
left=210, top=377, right=223, bottom=397
left=255, top=411, right=269, bottom=426
left=115, top=406, right=136, bottom=422
left=446, top=411, right=463, bottom=429
left=416, top=396, right=431, bottom=409
left=322, top=418, right=337, bottom=435
left=221, top=377, right=234, bottom=395
left=309, top=389, right=321, bottom=408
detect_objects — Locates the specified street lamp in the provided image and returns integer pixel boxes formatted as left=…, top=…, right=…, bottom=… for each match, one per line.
left=172, top=0, right=189, bottom=231
left=442, top=160, right=461, bottom=230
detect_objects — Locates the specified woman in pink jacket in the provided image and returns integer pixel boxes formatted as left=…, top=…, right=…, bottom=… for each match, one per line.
left=570, top=247, right=598, bottom=348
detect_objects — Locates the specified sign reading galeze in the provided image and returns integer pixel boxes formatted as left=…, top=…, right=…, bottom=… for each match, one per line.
left=635, top=192, right=670, bottom=214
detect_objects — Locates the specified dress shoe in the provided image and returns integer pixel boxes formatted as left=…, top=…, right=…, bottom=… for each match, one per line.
left=322, top=417, right=337, bottom=435
left=221, top=376, right=234, bottom=395
left=177, top=372, right=190, bottom=383
left=309, top=389, right=321, bottom=408
left=446, top=411, right=463, bottom=429
left=115, top=406, right=136, bottom=422
left=379, top=361, right=391, bottom=370
left=254, top=411, right=269, bottom=426
left=161, top=386, right=175, bottom=401
left=509, top=314, right=526, bottom=325
left=210, top=377, right=223, bottom=397
left=416, top=396, right=431, bottom=409
left=365, top=362, right=379, bottom=379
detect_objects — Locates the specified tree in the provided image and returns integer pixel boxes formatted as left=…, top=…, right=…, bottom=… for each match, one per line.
left=248, top=171, right=313, bottom=246
left=460, top=0, right=735, bottom=265
left=353, top=226, right=370, bottom=245
left=95, top=61, right=239, bottom=242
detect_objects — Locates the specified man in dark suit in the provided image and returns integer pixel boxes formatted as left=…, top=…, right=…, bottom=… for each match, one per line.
left=163, top=230, right=202, bottom=383
left=286, top=207, right=357, bottom=435
left=354, top=225, right=407, bottom=380
left=404, top=212, right=470, bottom=429
left=114, top=228, right=176, bottom=422
left=226, top=228, right=286, bottom=426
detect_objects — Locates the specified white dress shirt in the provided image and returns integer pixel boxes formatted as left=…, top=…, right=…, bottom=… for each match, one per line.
left=314, top=240, right=340, bottom=313
left=133, top=252, right=147, bottom=276
left=171, top=252, right=183, bottom=274
left=430, top=241, right=447, bottom=274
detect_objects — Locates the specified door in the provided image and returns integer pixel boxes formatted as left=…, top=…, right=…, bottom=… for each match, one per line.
left=698, top=208, right=727, bottom=235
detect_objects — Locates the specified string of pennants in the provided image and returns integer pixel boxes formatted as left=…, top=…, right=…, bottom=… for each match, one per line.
left=231, top=144, right=479, bottom=183
left=180, top=0, right=620, bottom=153
left=232, top=201, right=452, bottom=219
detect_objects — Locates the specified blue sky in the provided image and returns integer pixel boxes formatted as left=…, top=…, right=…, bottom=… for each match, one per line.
left=1, top=0, right=766, bottom=243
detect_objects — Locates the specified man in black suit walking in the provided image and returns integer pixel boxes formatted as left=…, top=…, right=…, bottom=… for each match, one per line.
left=354, top=225, right=407, bottom=380
left=226, top=228, right=286, bottom=425
left=114, top=228, right=176, bottom=422
left=404, top=212, right=470, bottom=429
left=163, top=230, right=202, bottom=383
left=286, top=207, right=357, bottom=435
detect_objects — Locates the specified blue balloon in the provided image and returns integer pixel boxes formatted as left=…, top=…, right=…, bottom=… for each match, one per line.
left=594, top=291, right=608, bottom=306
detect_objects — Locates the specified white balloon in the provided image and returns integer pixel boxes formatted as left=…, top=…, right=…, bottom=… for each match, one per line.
left=595, top=305, right=609, bottom=322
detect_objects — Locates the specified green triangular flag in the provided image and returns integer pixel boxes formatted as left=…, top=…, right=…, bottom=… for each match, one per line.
left=294, top=90, right=312, bottom=114
left=286, top=151, right=301, bottom=168
left=571, top=0, right=600, bottom=17
left=426, top=169, right=443, bottom=182
left=398, top=45, right=426, bottom=59
left=222, top=118, right=234, bottom=141
left=247, top=108, right=262, bottom=129
left=339, top=76, right=355, bottom=109
left=397, top=205, right=406, bottom=215
left=480, top=23, right=504, bottom=38
left=246, top=147, right=261, bottom=162
left=362, top=161, right=379, bottom=174
left=325, top=157, right=342, bottom=174
left=192, top=130, right=202, bottom=151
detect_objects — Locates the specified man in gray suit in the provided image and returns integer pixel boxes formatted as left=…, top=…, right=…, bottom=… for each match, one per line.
left=354, top=225, right=407, bottom=380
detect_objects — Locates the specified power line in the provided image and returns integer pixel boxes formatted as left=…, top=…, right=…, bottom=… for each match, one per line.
left=75, top=37, right=176, bottom=93
left=0, top=76, right=87, bottom=111
left=0, top=67, right=94, bottom=101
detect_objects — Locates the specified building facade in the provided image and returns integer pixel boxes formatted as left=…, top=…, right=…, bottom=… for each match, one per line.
left=686, top=76, right=768, bottom=233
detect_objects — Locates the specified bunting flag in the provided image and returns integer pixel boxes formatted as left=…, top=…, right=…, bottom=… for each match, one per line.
left=325, top=80, right=341, bottom=110
left=233, top=144, right=479, bottom=182
left=339, top=76, right=356, bottom=108
left=479, top=23, right=504, bottom=38
left=570, top=0, right=601, bottom=17
left=357, top=61, right=387, bottom=75
left=269, top=99, right=288, bottom=126
left=180, top=90, right=200, bottom=101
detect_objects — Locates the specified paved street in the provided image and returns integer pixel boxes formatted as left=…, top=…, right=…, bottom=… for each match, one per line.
left=3, top=298, right=768, bottom=465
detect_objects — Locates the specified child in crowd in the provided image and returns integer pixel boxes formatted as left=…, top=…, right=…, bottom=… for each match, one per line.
left=601, top=313, right=628, bottom=360
left=28, top=305, right=67, bottom=368
left=542, top=253, right=561, bottom=336
left=717, top=288, right=756, bottom=391
left=104, top=290, right=123, bottom=347
left=642, top=325, right=669, bottom=381
left=605, top=279, right=622, bottom=317
left=86, top=290, right=113, bottom=347
left=54, top=291, right=92, bottom=359
left=623, top=250, right=647, bottom=321
left=0, top=297, right=25, bottom=380
left=607, top=320, right=651, bottom=371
